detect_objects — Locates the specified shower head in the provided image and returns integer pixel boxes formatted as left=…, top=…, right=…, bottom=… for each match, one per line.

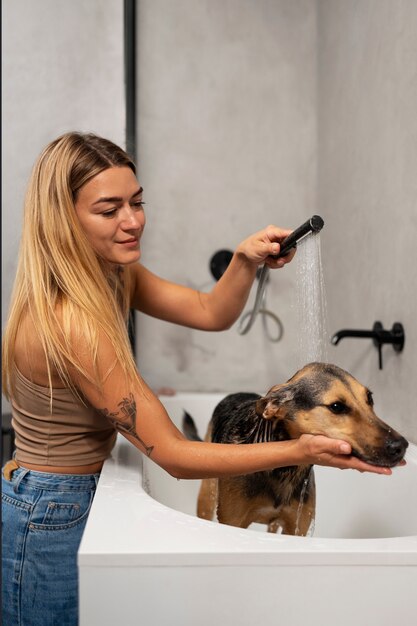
left=276, top=215, right=324, bottom=258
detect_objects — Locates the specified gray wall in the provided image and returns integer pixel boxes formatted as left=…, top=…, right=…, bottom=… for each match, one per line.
left=2, top=0, right=416, bottom=444
left=135, top=0, right=318, bottom=393
left=136, top=0, right=417, bottom=443
left=2, top=0, right=125, bottom=411
left=318, top=0, right=417, bottom=442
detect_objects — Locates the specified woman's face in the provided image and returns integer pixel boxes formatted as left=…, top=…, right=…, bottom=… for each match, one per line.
left=75, top=166, right=145, bottom=265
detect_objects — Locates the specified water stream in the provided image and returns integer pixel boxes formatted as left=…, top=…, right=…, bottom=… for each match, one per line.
left=291, top=232, right=328, bottom=537
left=294, top=467, right=315, bottom=536
left=295, top=232, right=329, bottom=368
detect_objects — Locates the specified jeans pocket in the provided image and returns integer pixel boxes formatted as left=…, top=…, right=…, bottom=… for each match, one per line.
left=30, top=490, right=95, bottom=531
left=42, top=501, right=82, bottom=525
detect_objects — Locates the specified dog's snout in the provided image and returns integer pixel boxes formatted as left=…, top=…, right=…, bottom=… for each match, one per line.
left=386, top=436, right=408, bottom=460
left=356, top=434, right=408, bottom=468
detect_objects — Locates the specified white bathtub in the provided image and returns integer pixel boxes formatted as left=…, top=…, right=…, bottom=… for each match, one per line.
left=79, top=393, right=417, bottom=626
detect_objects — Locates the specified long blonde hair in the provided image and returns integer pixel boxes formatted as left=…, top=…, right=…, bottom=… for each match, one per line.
left=2, top=132, right=139, bottom=400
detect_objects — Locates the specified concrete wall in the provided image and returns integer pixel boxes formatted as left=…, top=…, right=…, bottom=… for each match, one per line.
left=136, top=0, right=417, bottom=443
left=318, top=0, right=417, bottom=442
left=3, top=0, right=416, bottom=444
left=2, top=0, right=125, bottom=410
left=135, top=0, right=318, bottom=393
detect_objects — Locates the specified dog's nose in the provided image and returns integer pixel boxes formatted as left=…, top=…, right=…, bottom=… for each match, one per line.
left=386, top=437, right=408, bottom=460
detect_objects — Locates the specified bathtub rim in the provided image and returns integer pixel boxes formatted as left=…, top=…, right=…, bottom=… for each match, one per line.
left=78, top=431, right=417, bottom=569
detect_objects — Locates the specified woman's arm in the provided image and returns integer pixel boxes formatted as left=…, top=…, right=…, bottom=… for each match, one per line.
left=72, top=331, right=394, bottom=479
left=128, top=225, right=296, bottom=331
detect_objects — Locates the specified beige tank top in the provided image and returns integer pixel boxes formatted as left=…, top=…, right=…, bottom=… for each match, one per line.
left=11, top=367, right=117, bottom=466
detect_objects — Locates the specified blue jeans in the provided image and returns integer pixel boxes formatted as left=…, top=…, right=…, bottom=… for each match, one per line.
left=2, top=466, right=99, bottom=626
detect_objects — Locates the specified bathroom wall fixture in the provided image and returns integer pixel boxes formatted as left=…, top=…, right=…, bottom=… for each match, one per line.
left=331, top=321, right=405, bottom=370
left=209, top=249, right=233, bottom=281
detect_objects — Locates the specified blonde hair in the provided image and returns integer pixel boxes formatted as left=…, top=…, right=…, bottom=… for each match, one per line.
left=2, top=132, right=139, bottom=400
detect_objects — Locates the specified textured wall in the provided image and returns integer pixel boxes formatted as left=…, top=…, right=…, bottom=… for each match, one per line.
left=135, top=0, right=318, bottom=394
left=2, top=0, right=125, bottom=410
left=318, top=0, right=417, bottom=442
left=3, top=1, right=416, bottom=445
left=136, top=0, right=417, bottom=444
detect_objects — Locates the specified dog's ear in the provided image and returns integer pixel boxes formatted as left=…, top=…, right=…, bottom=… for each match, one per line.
left=255, top=384, right=295, bottom=420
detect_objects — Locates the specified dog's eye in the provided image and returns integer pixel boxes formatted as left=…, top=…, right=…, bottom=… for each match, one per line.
left=367, top=390, right=374, bottom=406
left=328, top=402, right=349, bottom=415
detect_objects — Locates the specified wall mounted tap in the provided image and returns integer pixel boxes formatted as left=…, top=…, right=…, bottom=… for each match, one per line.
left=331, top=321, right=405, bottom=370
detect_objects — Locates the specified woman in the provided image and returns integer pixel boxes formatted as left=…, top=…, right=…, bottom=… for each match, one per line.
left=2, top=132, right=392, bottom=626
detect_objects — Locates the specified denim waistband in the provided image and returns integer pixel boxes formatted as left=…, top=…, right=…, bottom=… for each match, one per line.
left=6, top=466, right=100, bottom=492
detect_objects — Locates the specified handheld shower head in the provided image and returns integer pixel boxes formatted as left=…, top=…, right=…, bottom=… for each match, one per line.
left=277, top=215, right=324, bottom=258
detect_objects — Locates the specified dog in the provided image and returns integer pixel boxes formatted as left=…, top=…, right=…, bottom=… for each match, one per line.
left=182, top=362, right=408, bottom=536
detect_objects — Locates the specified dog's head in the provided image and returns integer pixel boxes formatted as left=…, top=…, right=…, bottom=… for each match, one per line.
left=255, top=362, right=408, bottom=467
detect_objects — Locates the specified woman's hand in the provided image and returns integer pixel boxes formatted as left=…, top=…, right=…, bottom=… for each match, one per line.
left=235, top=225, right=296, bottom=269
left=296, top=434, right=405, bottom=475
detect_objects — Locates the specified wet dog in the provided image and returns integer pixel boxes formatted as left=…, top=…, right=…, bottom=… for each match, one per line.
left=182, top=362, right=408, bottom=535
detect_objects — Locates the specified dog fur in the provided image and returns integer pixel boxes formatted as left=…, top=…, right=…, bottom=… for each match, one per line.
left=182, top=362, right=408, bottom=535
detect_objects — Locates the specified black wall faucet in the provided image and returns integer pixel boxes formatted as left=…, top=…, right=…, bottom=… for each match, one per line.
left=331, top=321, right=405, bottom=370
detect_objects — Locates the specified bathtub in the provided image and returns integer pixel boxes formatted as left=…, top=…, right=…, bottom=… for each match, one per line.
left=79, top=393, right=417, bottom=626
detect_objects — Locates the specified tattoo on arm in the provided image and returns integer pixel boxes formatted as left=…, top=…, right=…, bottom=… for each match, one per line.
left=99, top=393, right=154, bottom=457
